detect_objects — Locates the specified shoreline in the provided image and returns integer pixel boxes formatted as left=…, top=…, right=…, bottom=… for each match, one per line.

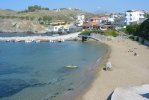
left=55, top=40, right=110, bottom=100
left=81, top=38, right=149, bottom=100
left=76, top=40, right=111, bottom=100
left=0, top=40, right=107, bottom=100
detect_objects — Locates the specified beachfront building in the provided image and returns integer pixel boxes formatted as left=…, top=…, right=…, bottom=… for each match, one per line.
left=48, top=25, right=62, bottom=32
left=125, top=10, right=145, bottom=25
left=113, top=14, right=126, bottom=27
left=108, top=14, right=120, bottom=24
left=48, top=20, right=67, bottom=32
left=48, top=24, right=79, bottom=33
left=50, top=20, right=66, bottom=25
left=76, top=14, right=85, bottom=26
left=82, top=16, right=112, bottom=30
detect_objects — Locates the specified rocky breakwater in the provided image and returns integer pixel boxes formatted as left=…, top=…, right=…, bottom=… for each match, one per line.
left=0, top=32, right=80, bottom=42
left=0, top=19, right=47, bottom=33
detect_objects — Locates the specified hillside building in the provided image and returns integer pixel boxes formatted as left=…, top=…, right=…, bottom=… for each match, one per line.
left=125, top=10, right=145, bottom=25
left=76, top=14, right=85, bottom=26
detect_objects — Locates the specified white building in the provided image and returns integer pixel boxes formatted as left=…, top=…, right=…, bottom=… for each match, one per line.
left=108, top=14, right=119, bottom=23
left=48, top=25, right=63, bottom=32
left=76, top=14, right=85, bottom=26
left=125, top=10, right=145, bottom=25
left=108, top=17, right=114, bottom=23
left=48, top=24, right=78, bottom=33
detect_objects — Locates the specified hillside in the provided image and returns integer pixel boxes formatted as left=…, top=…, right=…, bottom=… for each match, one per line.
left=0, top=8, right=94, bottom=33
left=0, top=19, right=47, bottom=33
left=0, top=8, right=94, bottom=22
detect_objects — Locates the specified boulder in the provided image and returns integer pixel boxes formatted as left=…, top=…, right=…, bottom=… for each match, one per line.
left=105, top=61, right=112, bottom=71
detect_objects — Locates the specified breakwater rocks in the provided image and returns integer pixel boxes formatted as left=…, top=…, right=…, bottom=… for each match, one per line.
left=0, top=32, right=80, bottom=43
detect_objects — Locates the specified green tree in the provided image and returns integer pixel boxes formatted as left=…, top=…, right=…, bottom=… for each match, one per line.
left=126, top=24, right=140, bottom=36
left=139, top=19, right=149, bottom=40
left=43, top=8, right=49, bottom=10
left=25, top=16, right=30, bottom=20
left=145, top=14, right=149, bottom=19
left=28, top=6, right=36, bottom=12
left=38, top=17, right=43, bottom=21
left=43, top=16, right=52, bottom=21
left=19, top=16, right=25, bottom=20
left=27, top=5, right=49, bottom=12
left=30, top=17, right=35, bottom=20
left=105, top=30, right=118, bottom=37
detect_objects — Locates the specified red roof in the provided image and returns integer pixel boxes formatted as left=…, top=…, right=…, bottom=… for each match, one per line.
left=89, top=16, right=108, bottom=20
left=82, top=22, right=98, bottom=27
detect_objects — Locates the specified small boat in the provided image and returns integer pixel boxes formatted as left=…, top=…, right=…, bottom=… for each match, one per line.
left=64, top=65, right=79, bottom=69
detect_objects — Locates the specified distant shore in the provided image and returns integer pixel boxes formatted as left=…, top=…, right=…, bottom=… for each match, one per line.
left=80, top=38, right=149, bottom=100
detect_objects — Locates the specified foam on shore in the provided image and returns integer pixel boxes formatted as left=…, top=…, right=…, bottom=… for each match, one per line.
left=0, top=32, right=80, bottom=42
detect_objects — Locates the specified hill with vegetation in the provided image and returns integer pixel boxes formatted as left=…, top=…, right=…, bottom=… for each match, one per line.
left=0, top=5, right=95, bottom=33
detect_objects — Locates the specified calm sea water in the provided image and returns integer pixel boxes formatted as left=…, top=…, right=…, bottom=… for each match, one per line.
left=0, top=40, right=107, bottom=100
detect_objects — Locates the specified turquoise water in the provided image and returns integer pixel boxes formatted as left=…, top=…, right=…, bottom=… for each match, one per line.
left=0, top=41, right=107, bottom=100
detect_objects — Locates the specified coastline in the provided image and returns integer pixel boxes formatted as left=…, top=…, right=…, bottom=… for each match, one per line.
left=54, top=40, right=109, bottom=100
left=76, top=40, right=111, bottom=100
left=1, top=35, right=149, bottom=100
left=0, top=40, right=106, bottom=100
left=80, top=38, right=149, bottom=100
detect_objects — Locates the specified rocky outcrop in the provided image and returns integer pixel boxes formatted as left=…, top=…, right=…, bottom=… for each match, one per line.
left=0, top=19, right=47, bottom=33
left=110, top=84, right=149, bottom=100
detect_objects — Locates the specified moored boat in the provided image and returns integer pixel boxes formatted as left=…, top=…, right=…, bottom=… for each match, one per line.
left=64, top=65, right=79, bottom=69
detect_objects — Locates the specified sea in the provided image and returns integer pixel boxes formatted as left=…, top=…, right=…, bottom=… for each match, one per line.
left=0, top=33, right=107, bottom=100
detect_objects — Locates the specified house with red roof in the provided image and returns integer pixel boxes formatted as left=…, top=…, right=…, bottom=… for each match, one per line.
left=82, top=16, right=112, bottom=30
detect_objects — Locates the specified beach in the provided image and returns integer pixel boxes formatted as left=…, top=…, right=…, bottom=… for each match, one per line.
left=81, top=38, right=149, bottom=100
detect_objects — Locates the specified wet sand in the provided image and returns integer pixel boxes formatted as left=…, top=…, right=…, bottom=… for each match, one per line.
left=80, top=39, right=149, bottom=100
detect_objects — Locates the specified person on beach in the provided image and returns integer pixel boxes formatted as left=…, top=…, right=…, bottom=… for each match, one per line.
left=105, top=61, right=112, bottom=71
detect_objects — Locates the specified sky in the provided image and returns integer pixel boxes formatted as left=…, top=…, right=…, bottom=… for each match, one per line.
left=0, top=0, right=149, bottom=12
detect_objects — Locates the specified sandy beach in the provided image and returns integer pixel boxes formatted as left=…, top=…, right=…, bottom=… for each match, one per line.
left=81, top=38, right=149, bottom=100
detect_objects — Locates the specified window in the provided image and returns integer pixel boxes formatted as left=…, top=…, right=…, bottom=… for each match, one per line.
left=90, top=19, right=93, bottom=22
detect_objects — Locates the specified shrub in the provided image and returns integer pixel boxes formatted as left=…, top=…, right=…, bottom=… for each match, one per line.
left=129, top=35, right=134, bottom=40
left=126, top=24, right=140, bottom=36
left=139, top=19, right=149, bottom=40
left=104, top=30, right=118, bottom=37
left=80, top=30, right=104, bottom=35
left=80, top=30, right=118, bottom=37
left=80, top=30, right=91, bottom=35
left=120, top=28, right=127, bottom=33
